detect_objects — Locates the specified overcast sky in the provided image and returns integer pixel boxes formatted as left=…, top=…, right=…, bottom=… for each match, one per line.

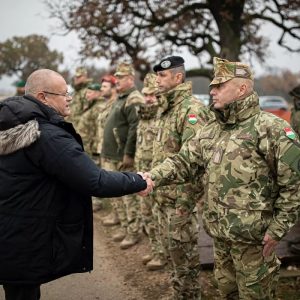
left=0, top=0, right=300, bottom=93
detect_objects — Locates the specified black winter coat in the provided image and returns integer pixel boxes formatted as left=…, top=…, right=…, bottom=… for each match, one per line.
left=0, top=95, right=146, bottom=284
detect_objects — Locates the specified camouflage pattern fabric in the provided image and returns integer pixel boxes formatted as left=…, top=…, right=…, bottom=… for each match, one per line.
left=213, top=238, right=280, bottom=299
left=101, top=157, right=141, bottom=237
left=114, top=62, right=135, bottom=76
left=67, top=83, right=89, bottom=129
left=150, top=92, right=300, bottom=298
left=135, top=103, right=164, bottom=260
left=210, top=57, right=253, bottom=86
left=151, top=81, right=212, bottom=299
left=77, top=98, right=107, bottom=157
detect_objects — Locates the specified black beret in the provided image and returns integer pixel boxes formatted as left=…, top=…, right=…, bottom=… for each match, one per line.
left=153, top=56, right=185, bottom=72
left=289, top=85, right=300, bottom=98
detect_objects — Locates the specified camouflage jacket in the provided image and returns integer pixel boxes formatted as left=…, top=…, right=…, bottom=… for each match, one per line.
left=151, top=81, right=212, bottom=210
left=151, top=92, right=300, bottom=243
left=135, top=104, right=159, bottom=171
left=77, top=98, right=107, bottom=156
left=291, top=108, right=300, bottom=136
left=67, top=82, right=90, bottom=129
left=102, top=87, right=144, bottom=161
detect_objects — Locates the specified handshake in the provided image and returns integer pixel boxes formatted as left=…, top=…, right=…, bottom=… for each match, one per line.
left=137, top=172, right=155, bottom=196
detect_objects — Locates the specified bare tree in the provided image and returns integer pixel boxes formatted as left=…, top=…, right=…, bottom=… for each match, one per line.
left=46, top=0, right=300, bottom=79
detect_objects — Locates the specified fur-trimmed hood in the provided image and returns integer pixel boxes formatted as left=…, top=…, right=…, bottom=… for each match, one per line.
left=0, top=95, right=63, bottom=155
left=0, top=120, right=40, bottom=155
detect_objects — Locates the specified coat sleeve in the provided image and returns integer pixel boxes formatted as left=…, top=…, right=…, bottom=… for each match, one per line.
left=30, top=127, right=147, bottom=197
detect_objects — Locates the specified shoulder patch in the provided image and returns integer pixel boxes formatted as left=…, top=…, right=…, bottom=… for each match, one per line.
left=284, top=127, right=296, bottom=140
left=187, top=114, right=198, bottom=125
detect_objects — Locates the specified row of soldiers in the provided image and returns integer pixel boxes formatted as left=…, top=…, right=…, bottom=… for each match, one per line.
left=67, top=57, right=206, bottom=299
left=67, top=57, right=300, bottom=300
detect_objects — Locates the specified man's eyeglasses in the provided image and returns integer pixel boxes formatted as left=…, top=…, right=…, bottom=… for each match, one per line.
left=43, top=91, right=71, bottom=98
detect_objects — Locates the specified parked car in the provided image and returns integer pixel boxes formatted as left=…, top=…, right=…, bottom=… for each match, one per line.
left=259, top=95, right=291, bottom=123
left=194, top=94, right=210, bottom=106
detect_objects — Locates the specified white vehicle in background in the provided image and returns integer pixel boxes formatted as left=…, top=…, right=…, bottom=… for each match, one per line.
left=194, top=94, right=210, bottom=106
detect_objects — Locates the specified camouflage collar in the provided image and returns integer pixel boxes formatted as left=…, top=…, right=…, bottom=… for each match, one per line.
left=160, top=81, right=193, bottom=113
left=212, top=92, right=260, bottom=125
left=139, top=103, right=159, bottom=120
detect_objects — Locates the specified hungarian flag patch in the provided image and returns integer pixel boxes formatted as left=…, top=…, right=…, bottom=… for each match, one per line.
left=187, top=114, right=198, bottom=125
left=284, top=127, right=296, bottom=139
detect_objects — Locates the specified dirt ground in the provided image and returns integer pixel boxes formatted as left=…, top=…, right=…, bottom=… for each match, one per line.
left=1, top=207, right=300, bottom=300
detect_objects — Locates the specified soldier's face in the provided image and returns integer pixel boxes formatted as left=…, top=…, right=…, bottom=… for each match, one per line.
left=210, top=80, right=241, bottom=110
left=86, top=89, right=101, bottom=102
left=143, top=93, right=157, bottom=105
left=156, top=70, right=179, bottom=93
left=101, top=82, right=113, bottom=98
left=116, top=75, right=133, bottom=93
left=73, top=74, right=87, bottom=86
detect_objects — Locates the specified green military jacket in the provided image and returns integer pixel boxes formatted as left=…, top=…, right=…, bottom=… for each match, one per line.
left=151, top=81, right=211, bottom=210
left=291, top=108, right=300, bottom=136
left=102, top=87, right=144, bottom=161
left=151, top=92, right=300, bottom=243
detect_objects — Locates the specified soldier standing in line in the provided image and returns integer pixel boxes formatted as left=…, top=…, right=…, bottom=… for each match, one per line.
left=77, top=82, right=105, bottom=158
left=287, top=84, right=300, bottom=254
left=135, top=73, right=166, bottom=271
left=101, top=62, right=145, bottom=249
left=150, top=56, right=211, bottom=299
left=143, top=57, right=300, bottom=299
left=67, top=67, right=91, bottom=129
left=96, top=74, right=118, bottom=167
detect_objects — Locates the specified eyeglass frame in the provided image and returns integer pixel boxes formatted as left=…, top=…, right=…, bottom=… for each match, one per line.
left=42, top=91, right=71, bottom=98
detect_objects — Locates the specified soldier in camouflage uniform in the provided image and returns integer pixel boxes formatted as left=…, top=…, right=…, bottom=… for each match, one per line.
left=101, top=62, right=145, bottom=249
left=77, top=82, right=106, bottom=158
left=150, top=56, right=211, bottom=299
left=67, top=67, right=91, bottom=129
left=287, top=84, right=300, bottom=254
left=146, top=57, right=300, bottom=299
left=135, top=73, right=166, bottom=270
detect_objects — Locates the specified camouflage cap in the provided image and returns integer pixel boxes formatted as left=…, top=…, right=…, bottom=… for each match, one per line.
left=289, top=84, right=300, bottom=99
left=75, top=67, right=88, bottom=77
left=87, top=82, right=101, bottom=91
left=114, top=62, right=135, bottom=77
left=210, top=57, right=254, bottom=86
left=142, top=73, right=159, bottom=95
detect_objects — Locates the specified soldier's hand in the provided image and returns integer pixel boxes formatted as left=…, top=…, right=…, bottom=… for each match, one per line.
left=262, top=233, right=278, bottom=257
left=137, top=172, right=155, bottom=197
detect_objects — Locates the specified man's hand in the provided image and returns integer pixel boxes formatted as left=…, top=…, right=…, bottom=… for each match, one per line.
left=137, top=172, right=155, bottom=196
left=262, top=233, right=279, bottom=257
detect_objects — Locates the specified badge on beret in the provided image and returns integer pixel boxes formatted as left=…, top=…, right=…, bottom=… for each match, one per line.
left=187, top=114, right=198, bottom=125
left=284, top=127, right=296, bottom=139
left=161, top=60, right=171, bottom=69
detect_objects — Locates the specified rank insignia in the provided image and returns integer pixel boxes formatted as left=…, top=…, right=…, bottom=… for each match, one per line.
left=284, top=127, right=296, bottom=140
left=187, top=114, right=198, bottom=125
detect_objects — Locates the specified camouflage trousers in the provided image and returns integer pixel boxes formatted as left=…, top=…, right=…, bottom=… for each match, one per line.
left=213, top=238, right=280, bottom=299
left=155, top=203, right=201, bottom=300
left=101, top=157, right=141, bottom=237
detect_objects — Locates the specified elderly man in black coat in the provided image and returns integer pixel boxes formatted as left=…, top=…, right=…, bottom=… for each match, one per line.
left=0, top=69, right=151, bottom=300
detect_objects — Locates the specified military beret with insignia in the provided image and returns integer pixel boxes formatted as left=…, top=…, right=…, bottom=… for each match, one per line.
left=14, top=80, right=26, bottom=88
left=153, top=56, right=185, bottom=72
